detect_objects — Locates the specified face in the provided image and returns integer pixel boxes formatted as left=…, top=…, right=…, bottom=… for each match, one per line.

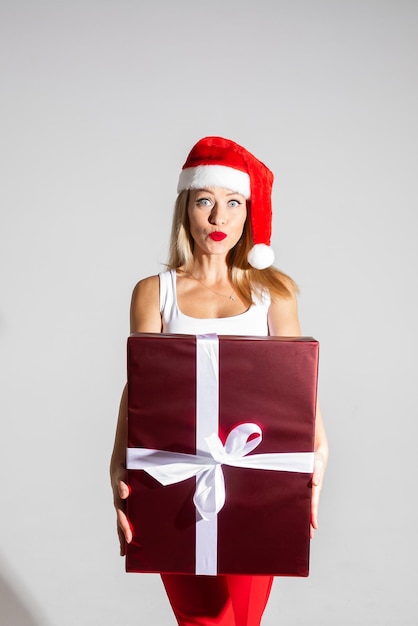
left=187, top=187, right=247, bottom=257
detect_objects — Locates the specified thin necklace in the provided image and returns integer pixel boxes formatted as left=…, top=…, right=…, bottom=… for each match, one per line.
left=187, top=272, right=236, bottom=302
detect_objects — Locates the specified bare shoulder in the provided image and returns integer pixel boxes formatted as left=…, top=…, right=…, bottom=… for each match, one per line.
left=131, top=275, right=160, bottom=301
left=130, top=275, right=161, bottom=333
left=268, top=277, right=301, bottom=337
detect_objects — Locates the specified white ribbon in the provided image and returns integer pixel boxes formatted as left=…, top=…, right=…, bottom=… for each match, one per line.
left=126, top=422, right=314, bottom=521
left=126, top=334, right=313, bottom=575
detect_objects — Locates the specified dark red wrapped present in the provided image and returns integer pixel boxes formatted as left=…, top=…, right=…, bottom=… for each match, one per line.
left=126, top=333, right=318, bottom=576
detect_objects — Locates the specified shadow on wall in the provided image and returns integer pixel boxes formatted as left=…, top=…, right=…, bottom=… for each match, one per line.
left=0, top=558, right=51, bottom=626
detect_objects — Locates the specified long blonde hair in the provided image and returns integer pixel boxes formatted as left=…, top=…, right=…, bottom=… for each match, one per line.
left=167, top=190, right=298, bottom=306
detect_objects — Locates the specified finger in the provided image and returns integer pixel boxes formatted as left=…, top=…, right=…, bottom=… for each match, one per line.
left=310, top=479, right=322, bottom=533
left=311, top=494, right=318, bottom=532
left=117, top=508, right=133, bottom=545
left=310, top=453, right=326, bottom=537
left=118, top=480, right=130, bottom=500
left=310, top=523, right=315, bottom=540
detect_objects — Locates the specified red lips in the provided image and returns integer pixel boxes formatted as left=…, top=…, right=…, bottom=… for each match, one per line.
left=209, top=231, right=227, bottom=241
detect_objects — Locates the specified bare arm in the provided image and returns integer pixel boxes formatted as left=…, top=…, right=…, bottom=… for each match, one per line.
left=268, top=286, right=329, bottom=538
left=110, top=276, right=161, bottom=555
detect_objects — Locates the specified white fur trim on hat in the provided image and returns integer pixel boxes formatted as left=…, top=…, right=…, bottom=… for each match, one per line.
left=178, top=165, right=251, bottom=198
left=247, top=244, right=275, bottom=270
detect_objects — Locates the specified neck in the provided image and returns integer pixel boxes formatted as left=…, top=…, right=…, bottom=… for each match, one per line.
left=187, top=252, right=230, bottom=283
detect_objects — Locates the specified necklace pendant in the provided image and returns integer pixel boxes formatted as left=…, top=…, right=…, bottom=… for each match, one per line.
left=229, top=294, right=235, bottom=301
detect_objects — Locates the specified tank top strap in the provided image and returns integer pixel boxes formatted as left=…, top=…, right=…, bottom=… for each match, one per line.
left=159, top=269, right=177, bottom=315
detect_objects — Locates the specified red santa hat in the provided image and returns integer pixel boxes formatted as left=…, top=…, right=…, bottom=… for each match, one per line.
left=177, top=136, right=275, bottom=269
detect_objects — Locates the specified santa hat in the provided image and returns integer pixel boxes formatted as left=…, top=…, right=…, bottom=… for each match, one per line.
left=177, top=136, right=275, bottom=269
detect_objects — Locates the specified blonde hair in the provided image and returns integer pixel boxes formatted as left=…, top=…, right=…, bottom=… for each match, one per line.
left=167, top=190, right=298, bottom=307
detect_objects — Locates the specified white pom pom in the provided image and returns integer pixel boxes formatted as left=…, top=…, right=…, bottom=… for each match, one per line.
left=247, top=244, right=275, bottom=269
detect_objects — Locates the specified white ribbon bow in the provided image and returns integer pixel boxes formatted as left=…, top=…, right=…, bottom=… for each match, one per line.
left=127, top=422, right=314, bottom=521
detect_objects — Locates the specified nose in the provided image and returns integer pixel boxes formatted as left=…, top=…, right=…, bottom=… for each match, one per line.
left=208, top=204, right=227, bottom=225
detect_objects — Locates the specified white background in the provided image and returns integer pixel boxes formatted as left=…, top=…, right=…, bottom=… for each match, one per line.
left=1, top=1, right=417, bottom=624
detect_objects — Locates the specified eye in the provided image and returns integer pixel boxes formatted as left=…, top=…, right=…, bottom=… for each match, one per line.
left=196, top=197, right=213, bottom=207
left=228, top=199, right=242, bottom=208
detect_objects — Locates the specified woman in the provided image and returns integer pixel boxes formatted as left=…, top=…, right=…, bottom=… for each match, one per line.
left=110, top=136, right=328, bottom=626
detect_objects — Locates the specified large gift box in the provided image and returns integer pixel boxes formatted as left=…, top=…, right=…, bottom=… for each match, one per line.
left=126, top=333, right=318, bottom=576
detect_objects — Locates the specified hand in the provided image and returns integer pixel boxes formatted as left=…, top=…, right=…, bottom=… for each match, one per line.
left=310, top=448, right=326, bottom=539
left=111, top=467, right=132, bottom=556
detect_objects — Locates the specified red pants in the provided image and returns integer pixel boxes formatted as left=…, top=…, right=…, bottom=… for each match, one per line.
left=161, top=574, right=274, bottom=626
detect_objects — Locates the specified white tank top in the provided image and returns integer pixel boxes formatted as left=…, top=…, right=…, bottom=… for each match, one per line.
left=159, top=269, right=270, bottom=335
